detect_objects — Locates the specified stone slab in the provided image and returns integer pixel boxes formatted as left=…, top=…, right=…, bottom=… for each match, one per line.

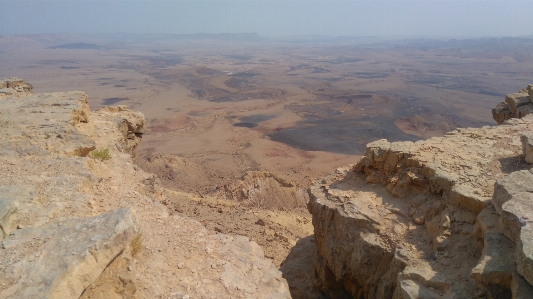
left=521, top=134, right=533, bottom=163
left=0, top=208, right=139, bottom=299
left=505, top=92, right=531, bottom=114
left=492, top=170, right=533, bottom=214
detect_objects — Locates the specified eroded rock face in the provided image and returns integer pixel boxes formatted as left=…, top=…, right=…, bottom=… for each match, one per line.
left=309, top=112, right=533, bottom=297
left=0, top=77, right=33, bottom=99
left=493, top=85, right=533, bottom=124
left=216, top=171, right=308, bottom=209
left=97, top=105, right=145, bottom=154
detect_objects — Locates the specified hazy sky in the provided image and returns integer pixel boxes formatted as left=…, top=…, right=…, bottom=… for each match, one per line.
left=1, top=1, right=532, bottom=37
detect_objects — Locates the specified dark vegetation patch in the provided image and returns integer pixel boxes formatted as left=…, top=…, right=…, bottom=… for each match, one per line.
left=311, top=67, right=330, bottom=73
left=239, top=114, right=276, bottom=123
left=232, top=72, right=260, bottom=78
left=353, top=72, right=389, bottom=79
left=48, top=43, right=101, bottom=49
left=231, top=114, right=276, bottom=128
left=225, top=77, right=249, bottom=89
left=322, top=77, right=344, bottom=82
left=331, top=57, right=364, bottom=64
left=196, top=67, right=221, bottom=75
left=144, top=54, right=183, bottom=67
left=268, top=116, right=419, bottom=155
left=315, top=94, right=373, bottom=104
left=408, top=75, right=505, bottom=96
left=114, top=84, right=125, bottom=87
left=60, top=66, right=79, bottom=69
left=233, top=122, right=258, bottom=128
left=182, top=70, right=283, bottom=102
left=226, top=54, right=253, bottom=61
left=102, top=97, right=129, bottom=105
left=289, top=64, right=309, bottom=71
left=39, top=60, right=77, bottom=65
left=209, top=90, right=282, bottom=102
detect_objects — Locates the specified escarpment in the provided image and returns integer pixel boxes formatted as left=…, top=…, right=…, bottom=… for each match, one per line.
left=0, top=79, right=290, bottom=299
left=493, top=84, right=533, bottom=124
left=308, top=85, right=533, bottom=298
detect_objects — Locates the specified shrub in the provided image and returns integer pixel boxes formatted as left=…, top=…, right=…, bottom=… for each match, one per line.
left=90, top=148, right=111, bottom=161
left=131, top=233, right=143, bottom=257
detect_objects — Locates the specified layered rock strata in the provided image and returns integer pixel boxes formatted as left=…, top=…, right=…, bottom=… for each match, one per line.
left=493, top=84, right=533, bottom=124
left=0, top=79, right=290, bottom=299
left=0, top=77, right=33, bottom=99
left=215, top=171, right=308, bottom=209
left=309, top=112, right=533, bottom=298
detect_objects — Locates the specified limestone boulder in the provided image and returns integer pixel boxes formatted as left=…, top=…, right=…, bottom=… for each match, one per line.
left=505, top=92, right=530, bottom=114
left=469, top=207, right=533, bottom=298
left=517, top=104, right=533, bottom=119
left=0, top=196, right=18, bottom=241
left=0, top=208, right=139, bottom=299
left=492, top=170, right=533, bottom=214
left=97, top=105, right=145, bottom=154
left=500, top=192, right=533, bottom=286
left=492, top=84, right=533, bottom=124
left=493, top=101, right=513, bottom=125
left=0, top=78, right=32, bottom=99
left=521, top=133, right=533, bottom=163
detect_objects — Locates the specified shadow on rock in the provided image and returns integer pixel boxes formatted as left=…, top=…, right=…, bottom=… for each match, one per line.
left=498, top=155, right=531, bottom=174
left=280, top=235, right=329, bottom=299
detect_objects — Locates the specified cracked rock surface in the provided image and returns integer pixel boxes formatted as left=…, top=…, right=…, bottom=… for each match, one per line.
left=309, top=89, right=533, bottom=298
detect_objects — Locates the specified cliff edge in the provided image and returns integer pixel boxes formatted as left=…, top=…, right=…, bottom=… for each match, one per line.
left=0, top=79, right=290, bottom=299
left=308, top=85, right=533, bottom=298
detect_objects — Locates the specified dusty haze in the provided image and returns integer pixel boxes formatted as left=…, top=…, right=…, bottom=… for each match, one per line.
left=1, top=1, right=533, bottom=37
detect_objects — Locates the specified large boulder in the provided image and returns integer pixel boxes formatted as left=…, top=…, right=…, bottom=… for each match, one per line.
left=492, top=85, right=533, bottom=124
left=0, top=208, right=139, bottom=299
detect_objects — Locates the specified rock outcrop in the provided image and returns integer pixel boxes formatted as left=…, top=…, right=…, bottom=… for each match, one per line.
left=215, top=171, right=308, bottom=209
left=0, top=79, right=290, bottom=299
left=0, top=208, right=139, bottom=299
left=0, top=77, right=33, bottom=99
left=309, top=86, right=533, bottom=298
left=493, top=84, right=533, bottom=124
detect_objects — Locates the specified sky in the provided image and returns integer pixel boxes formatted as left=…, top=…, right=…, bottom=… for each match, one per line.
left=1, top=1, right=533, bottom=37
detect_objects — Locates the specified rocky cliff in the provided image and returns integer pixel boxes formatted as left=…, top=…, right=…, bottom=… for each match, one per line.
left=0, top=79, right=290, bottom=299
left=308, top=85, right=533, bottom=298
left=492, top=84, right=533, bottom=124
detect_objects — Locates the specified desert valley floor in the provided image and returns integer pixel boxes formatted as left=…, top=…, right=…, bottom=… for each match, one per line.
left=2, top=34, right=533, bottom=267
